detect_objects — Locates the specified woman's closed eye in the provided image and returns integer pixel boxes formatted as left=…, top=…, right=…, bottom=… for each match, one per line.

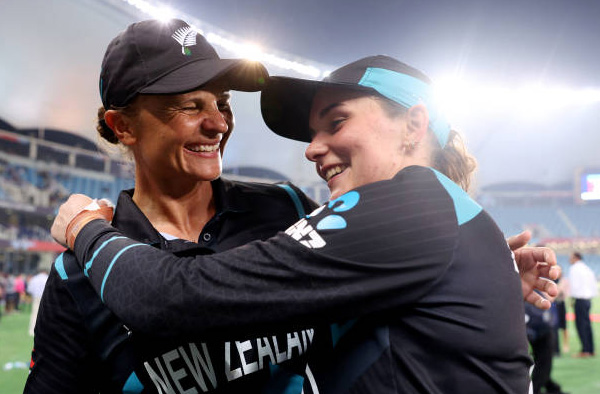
left=330, top=117, right=347, bottom=132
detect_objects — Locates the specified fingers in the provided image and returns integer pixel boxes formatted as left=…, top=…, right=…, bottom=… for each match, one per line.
left=536, top=264, right=561, bottom=281
left=97, top=198, right=115, bottom=208
left=507, top=230, right=531, bottom=251
left=517, top=247, right=557, bottom=266
left=524, top=291, right=551, bottom=310
left=549, top=265, right=561, bottom=280
left=536, top=278, right=558, bottom=298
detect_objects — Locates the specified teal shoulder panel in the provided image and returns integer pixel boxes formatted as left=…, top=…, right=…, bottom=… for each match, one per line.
left=54, top=253, right=68, bottom=280
left=123, top=371, right=144, bottom=393
left=431, top=168, right=482, bottom=225
left=276, top=184, right=306, bottom=219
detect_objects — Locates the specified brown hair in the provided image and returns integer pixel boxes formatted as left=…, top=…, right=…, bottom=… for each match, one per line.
left=377, top=96, right=477, bottom=191
left=96, top=102, right=142, bottom=145
left=96, top=106, right=119, bottom=144
left=431, top=129, right=477, bottom=192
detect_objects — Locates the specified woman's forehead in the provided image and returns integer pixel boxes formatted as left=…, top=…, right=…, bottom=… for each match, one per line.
left=311, top=88, right=373, bottom=114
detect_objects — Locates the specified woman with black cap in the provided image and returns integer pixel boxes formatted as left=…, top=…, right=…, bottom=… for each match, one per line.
left=25, top=19, right=319, bottom=393
left=51, top=54, right=559, bottom=393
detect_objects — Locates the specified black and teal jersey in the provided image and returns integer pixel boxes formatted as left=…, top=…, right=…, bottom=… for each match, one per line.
left=25, top=178, right=319, bottom=394
left=70, top=166, right=532, bottom=393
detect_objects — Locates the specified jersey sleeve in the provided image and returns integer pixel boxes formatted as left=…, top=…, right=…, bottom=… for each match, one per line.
left=74, top=168, right=459, bottom=337
left=24, top=253, right=99, bottom=394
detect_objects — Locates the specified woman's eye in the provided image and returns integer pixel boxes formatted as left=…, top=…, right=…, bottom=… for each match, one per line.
left=331, top=118, right=345, bottom=130
left=181, top=106, right=199, bottom=113
left=218, top=101, right=231, bottom=112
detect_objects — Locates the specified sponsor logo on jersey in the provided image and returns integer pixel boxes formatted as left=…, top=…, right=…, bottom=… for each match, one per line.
left=285, top=219, right=326, bottom=249
left=285, top=191, right=361, bottom=249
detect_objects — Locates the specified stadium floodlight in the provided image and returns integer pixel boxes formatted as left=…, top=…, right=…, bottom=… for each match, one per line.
left=206, top=34, right=264, bottom=62
left=113, top=0, right=328, bottom=78
left=113, top=0, right=600, bottom=103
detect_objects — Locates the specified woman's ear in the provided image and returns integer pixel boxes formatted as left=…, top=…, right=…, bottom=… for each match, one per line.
left=104, top=110, right=137, bottom=146
left=406, top=104, right=429, bottom=143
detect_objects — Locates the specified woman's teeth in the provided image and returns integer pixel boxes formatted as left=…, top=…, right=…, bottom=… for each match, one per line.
left=186, top=143, right=219, bottom=152
left=325, top=165, right=346, bottom=181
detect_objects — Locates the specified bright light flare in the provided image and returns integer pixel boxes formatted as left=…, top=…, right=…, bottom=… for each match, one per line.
left=236, top=43, right=264, bottom=62
left=154, top=6, right=176, bottom=22
left=435, top=76, right=600, bottom=123
left=118, top=0, right=326, bottom=78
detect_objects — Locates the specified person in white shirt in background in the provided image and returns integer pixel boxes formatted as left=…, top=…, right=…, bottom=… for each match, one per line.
left=568, top=251, right=598, bottom=357
left=27, top=269, right=49, bottom=336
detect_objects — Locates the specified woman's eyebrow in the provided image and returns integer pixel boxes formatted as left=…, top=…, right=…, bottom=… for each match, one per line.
left=318, top=102, right=341, bottom=119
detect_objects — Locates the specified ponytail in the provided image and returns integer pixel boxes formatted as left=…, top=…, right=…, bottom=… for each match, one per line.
left=432, top=129, right=477, bottom=191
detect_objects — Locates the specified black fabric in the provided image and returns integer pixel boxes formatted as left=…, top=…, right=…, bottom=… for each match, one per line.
left=25, top=177, right=318, bottom=393
left=574, top=298, right=595, bottom=354
left=525, top=302, right=553, bottom=341
left=101, top=19, right=268, bottom=109
left=529, top=330, right=563, bottom=394
left=74, top=166, right=532, bottom=393
left=260, top=55, right=429, bottom=143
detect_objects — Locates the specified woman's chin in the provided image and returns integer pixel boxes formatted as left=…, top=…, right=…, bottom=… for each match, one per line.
left=328, top=188, right=347, bottom=201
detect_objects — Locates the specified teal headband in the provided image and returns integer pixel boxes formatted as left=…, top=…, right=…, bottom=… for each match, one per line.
left=358, top=67, right=450, bottom=148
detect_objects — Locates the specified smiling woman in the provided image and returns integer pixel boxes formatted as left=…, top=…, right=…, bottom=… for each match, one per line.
left=102, top=86, right=232, bottom=202
left=24, top=18, right=327, bottom=394
left=50, top=55, right=562, bottom=393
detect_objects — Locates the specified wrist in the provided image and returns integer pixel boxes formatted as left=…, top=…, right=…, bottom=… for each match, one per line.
left=65, top=206, right=113, bottom=250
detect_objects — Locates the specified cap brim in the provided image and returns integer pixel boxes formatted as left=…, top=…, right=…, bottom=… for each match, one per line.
left=141, top=58, right=268, bottom=95
left=260, top=76, right=374, bottom=143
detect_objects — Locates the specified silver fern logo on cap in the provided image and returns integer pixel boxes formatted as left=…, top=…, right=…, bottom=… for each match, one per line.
left=172, top=26, right=197, bottom=56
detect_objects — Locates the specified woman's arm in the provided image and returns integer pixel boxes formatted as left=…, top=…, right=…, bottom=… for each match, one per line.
left=57, top=174, right=460, bottom=337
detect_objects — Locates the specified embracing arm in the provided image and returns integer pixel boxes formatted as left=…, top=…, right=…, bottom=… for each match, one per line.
left=507, top=230, right=559, bottom=310
left=54, top=180, right=459, bottom=337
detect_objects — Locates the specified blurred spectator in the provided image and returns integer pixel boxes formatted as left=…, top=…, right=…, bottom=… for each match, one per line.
left=4, top=273, right=17, bottom=313
left=569, top=251, right=598, bottom=357
left=13, top=273, right=25, bottom=311
left=554, top=273, right=570, bottom=355
left=0, top=271, right=6, bottom=319
left=27, top=269, right=49, bottom=336
left=525, top=300, right=568, bottom=394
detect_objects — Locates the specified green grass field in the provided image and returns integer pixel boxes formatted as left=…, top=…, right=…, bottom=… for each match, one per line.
left=1, top=301, right=600, bottom=393
left=0, top=303, right=34, bottom=393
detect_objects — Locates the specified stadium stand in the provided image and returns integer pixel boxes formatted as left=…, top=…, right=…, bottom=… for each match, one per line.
left=0, top=126, right=135, bottom=274
left=479, top=185, right=600, bottom=276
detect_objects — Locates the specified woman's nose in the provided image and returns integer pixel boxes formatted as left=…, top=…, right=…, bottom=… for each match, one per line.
left=305, top=132, right=328, bottom=162
left=202, top=106, right=228, bottom=135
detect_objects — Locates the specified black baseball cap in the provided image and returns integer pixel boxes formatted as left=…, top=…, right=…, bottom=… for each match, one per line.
left=261, top=55, right=450, bottom=147
left=100, top=19, right=269, bottom=109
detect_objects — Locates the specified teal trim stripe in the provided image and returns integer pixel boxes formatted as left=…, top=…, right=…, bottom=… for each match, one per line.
left=84, top=236, right=127, bottom=277
left=330, top=319, right=357, bottom=347
left=431, top=168, right=482, bottom=225
left=265, top=364, right=305, bottom=394
left=277, top=184, right=306, bottom=219
left=100, top=243, right=147, bottom=302
left=55, top=253, right=67, bottom=280
left=123, top=371, right=144, bottom=393
left=358, top=67, right=450, bottom=147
